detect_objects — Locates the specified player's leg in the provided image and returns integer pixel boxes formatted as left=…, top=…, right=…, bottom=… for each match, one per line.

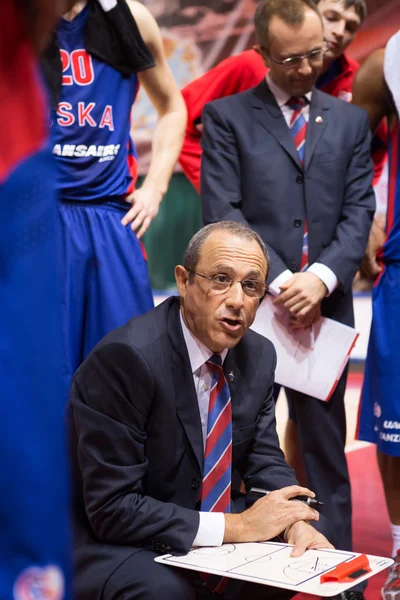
left=83, top=201, right=154, bottom=358
left=358, top=265, right=400, bottom=558
left=57, top=200, right=91, bottom=382
left=377, top=452, right=400, bottom=556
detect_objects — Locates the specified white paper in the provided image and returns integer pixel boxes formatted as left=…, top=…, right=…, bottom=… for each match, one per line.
left=250, top=295, right=358, bottom=401
left=155, top=542, right=393, bottom=597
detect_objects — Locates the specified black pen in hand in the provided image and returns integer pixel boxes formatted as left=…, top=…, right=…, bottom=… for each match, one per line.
left=249, top=487, right=324, bottom=507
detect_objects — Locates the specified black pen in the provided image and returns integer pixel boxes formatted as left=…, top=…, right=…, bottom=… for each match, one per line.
left=249, top=487, right=324, bottom=507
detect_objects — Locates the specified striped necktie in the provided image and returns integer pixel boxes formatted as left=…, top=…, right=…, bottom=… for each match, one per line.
left=200, top=353, right=232, bottom=594
left=200, top=353, right=232, bottom=513
left=287, top=95, right=309, bottom=269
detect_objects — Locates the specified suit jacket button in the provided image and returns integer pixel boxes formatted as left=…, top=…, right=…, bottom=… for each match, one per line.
left=296, top=174, right=304, bottom=184
left=293, top=218, right=302, bottom=227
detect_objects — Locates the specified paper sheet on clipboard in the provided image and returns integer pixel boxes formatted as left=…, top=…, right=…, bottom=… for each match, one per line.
left=250, top=295, right=358, bottom=401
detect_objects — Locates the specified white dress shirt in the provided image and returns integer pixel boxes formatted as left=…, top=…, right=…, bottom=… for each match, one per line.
left=180, top=312, right=227, bottom=547
left=266, top=73, right=338, bottom=297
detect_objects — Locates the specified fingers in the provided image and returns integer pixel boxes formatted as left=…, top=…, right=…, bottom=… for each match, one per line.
left=136, top=216, right=152, bottom=239
left=279, top=485, right=315, bottom=500
left=121, top=202, right=143, bottom=227
left=290, top=537, right=308, bottom=557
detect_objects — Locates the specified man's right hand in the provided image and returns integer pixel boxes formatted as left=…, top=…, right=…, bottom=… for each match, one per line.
left=223, top=485, right=320, bottom=544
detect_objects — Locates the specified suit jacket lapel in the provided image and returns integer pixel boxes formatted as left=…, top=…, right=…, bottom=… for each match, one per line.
left=223, top=351, right=245, bottom=427
left=304, top=88, right=330, bottom=170
left=251, top=80, right=303, bottom=171
left=168, top=301, right=204, bottom=475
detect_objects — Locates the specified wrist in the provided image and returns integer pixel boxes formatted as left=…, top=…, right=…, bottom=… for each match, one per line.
left=142, top=175, right=167, bottom=198
left=223, top=513, right=249, bottom=543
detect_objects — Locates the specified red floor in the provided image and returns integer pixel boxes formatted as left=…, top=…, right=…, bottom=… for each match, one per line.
left=297, top=444, right=391, bottom=600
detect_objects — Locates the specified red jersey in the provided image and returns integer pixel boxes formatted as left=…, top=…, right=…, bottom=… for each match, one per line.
left=0, top=1, right=48, bottom=182
left=180, top=49, right=386, bottom=192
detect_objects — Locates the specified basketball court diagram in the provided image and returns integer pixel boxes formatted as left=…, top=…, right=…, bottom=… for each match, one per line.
left=155, top=542, right=393, bottom=596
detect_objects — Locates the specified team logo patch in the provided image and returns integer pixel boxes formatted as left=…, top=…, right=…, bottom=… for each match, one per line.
left=13, top=565, right=64, bottom=600
left=374, top=402, right=382, bottom=418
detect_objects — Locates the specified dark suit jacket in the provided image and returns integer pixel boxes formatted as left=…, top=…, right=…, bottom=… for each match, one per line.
left=200, top=81, right=375, bottom=326
left=69, top=297, right=298, bottom=598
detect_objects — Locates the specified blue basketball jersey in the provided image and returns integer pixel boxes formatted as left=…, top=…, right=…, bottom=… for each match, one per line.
left=51, top=5, right=139, bottom=201
left=381, top=121, right=400, bottom=263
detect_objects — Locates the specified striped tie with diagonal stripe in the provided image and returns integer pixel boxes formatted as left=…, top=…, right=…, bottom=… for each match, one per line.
left=199, top=353, right=232, bottom=595
left=287, top=95, right=309, bottom=269
left=201, top=353, right=232, bottom=513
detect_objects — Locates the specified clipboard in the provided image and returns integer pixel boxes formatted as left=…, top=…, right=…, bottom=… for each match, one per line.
left=250, top=295, right=359, bottom=401
left=155, top=542, right=393, bottom=597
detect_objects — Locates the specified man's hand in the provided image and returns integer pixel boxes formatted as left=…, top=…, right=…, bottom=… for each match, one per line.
left=273, top=272, right=327, bottom=323
left=223, top=486, right=320, bottom=544
left=121, top=182, right=163, bottom=238
left=359, top=218, right=386, bottom=280
left=289, top=304, right=321, bottom=330
left=285, top=520, right=334, bottom=557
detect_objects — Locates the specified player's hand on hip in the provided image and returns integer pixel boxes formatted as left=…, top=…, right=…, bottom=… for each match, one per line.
left=121, top=183, right=163, bottom=238
left=285, top=520, right=334, bottom=557
left=224, top=485, right=319, bottom=544
left=273, top=272, right=327, bottom=318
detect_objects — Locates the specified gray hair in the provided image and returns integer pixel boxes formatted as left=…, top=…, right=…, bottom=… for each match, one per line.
left=254, top=0, right=322, bottom=48
left=184, top=222, right=269, bottom=283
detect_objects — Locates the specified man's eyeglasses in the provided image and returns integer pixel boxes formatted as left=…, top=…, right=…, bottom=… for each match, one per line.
left=187, top=270, right=268, bottom=298
left=263, top=46, right=326, bottom=68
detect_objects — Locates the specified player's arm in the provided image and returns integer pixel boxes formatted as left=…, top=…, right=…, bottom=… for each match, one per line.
left=352, top=49, right=394, bottom=279
left=121, top=1, right=187, bottom=238
left=352, top=49, right=392, bottom=133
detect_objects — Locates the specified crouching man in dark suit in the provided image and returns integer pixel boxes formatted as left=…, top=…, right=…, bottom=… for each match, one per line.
left=69, top=221, right=333, bottom=600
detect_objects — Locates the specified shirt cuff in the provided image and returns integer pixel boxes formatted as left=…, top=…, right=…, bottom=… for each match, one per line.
left=192, top=512, right=225, bottom=547
left=268, top=269, right=293, bottom=297
left=307, top=263, right=338, bottom=296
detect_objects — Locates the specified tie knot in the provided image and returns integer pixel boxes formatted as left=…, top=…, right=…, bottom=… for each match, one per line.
left=286, top=95, right=307, bottom=110
left=206, top=353, right=223, bottom=372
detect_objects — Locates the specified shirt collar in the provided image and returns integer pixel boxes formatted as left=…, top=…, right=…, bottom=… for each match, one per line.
left=266, top=73, right=312, bottom=108
left=180, top=311, right=228, bottom=374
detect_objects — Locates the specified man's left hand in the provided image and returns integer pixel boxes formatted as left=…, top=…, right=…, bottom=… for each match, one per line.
left=285, top=520, right=334, bottom=557
left=121, top=183, right=163, bottom=238
left=273, top=272, right=327, bottom=321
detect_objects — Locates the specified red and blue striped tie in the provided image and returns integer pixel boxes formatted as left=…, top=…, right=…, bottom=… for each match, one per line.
left=287, top=96, right=309, bottom=269
left=199, top=353, right=232, bottom=594
left=200, top=353, right=232, bottom=513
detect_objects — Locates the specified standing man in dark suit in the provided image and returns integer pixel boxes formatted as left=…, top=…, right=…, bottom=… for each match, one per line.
left=200, top=2, right=375, bottom=599
left=70, top=221, right=333, bottom=600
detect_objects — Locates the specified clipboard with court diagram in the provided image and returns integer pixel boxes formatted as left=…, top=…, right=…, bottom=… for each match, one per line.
left=155, top=542, right=393, bottom=597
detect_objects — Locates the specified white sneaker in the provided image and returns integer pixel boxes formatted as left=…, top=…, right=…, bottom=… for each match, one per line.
left=382, top=552, right=400, bottom=600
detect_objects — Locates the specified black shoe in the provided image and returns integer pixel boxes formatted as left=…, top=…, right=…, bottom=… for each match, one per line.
left=325, top=592, right=366, bottom=600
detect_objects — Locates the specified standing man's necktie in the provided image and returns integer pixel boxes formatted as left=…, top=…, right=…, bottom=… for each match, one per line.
left=201, top=353, right=232, bottom=513
left=287, top=96, right=309, bottom=270
left=200, top=353, right=232, bottom=594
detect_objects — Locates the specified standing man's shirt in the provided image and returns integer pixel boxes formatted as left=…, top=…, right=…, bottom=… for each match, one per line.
left=265, top=74, right=338, bottom=297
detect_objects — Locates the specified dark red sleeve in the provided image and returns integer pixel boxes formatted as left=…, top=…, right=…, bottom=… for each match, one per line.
left=0, top=0, right=49, bottom=182
left=179, top=50, right=267, bottom=191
